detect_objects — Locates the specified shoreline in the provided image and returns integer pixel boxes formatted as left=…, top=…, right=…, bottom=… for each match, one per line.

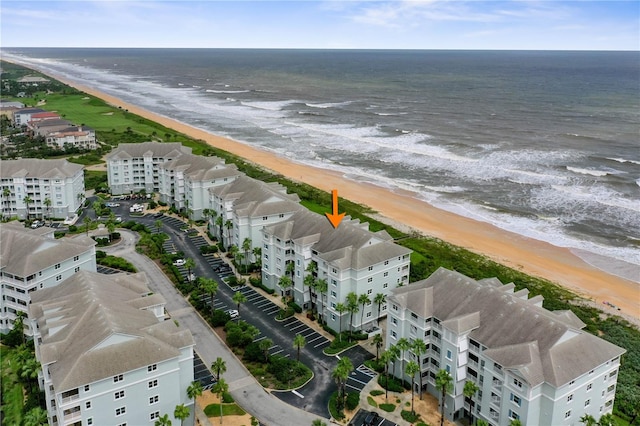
left=12, top=64, right=640, bottom=320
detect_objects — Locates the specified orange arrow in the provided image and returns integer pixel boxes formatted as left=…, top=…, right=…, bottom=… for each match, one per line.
left=325, top=189, right=345, bottom=229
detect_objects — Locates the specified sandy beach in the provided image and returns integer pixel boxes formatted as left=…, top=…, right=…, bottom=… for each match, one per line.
left=35, top=73, right=640, bottom=320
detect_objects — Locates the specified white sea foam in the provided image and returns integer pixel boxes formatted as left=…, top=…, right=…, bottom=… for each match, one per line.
left=606, top=157, right=640, bottom=165
left=305, top=101, right=351, bottom=108
left=566, top=166, right=609, bottom=177
left=206, top=89, right=250, bottom=94
left=241, top=100, right=298, bottom=111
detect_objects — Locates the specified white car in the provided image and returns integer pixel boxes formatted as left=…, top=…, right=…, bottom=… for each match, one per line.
left=173, top=259, right=186, bottom=267
left=227, top=309, right=239, bottom=319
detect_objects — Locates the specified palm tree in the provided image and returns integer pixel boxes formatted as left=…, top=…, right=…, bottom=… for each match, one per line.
left=232, top=291, right=247, bottom=314
left=2, top=187, right=11, bottom=219
left=406, top=360, right=420, bottom=415
left=106, top=217, right=116, bottom=241
left=259, top=338, right=273, bottom=363
left=211, top=357, right=227, bottom=381
left=200, top=278, right=218, bottom=317
left=155, top=413, right=172, bottom=426
left=303, top=273, right=316, bottom=313
left=358, top=293, right=371, bottom=331
left=463, top=380, right=480, bottom=422
left=598, top=414, right=618, bottom=426
left=509, top=420, right=523, bottom=426
left=242, top=237, right=251, bottom=272
left=293, top=334, right=306, bottom=362
left=212, top=378, right=229, bottom=425
left=43, top=197, right=52, bottom=221
left=304, top=260, right=317, bottom=308
left=332, top=356, right=354, bottom=410
left=185, top=258, right=196, bottom=281
left=380, top=349, right=395, bottom=402
left=579, top=415, right=597, bottom=426
left=83, top=216, right=92, bottom=235
left=372, top=334, right=383, bottom=361
left=23, top=407, right=47, bottom=426
left=345, top=292, right=359, bottom=337
left=224, top=219, right=233, bottom=247
left=396, top=337, right=410, bottom=385
left=387, top=344, right=401, bottom=383
left=23, top=195, right=33, bottom=220
left=14, top=311, right=26, bottom=345
left=311, top=420, right=328, bottom=426
left=476, top=421, right=489, bottom=426
left=316, top=278, right=328, bottom=323
left=252, top=247, right=262, bottom=269
left=228, top=244, right=239, bottom=259
left=335, top=302, right=347, bottom=341
left=278, top=275, right=293, bottom=299
left=435, top=369, right=453, bottom=426
left=215, top=215, right=224, bottom=244
left=411, top=339, right=427, bottom=399
left=173, top=404, right=190, bottom=426
left=187, top=380, right=203, bottom=402
left=20, top=358, right=41, bottom=395
left=155, top=219, right=163, bottom=233
left=374, top=293, right=386, bottom=325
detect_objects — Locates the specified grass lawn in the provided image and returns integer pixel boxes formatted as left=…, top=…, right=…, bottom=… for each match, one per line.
left=367, top=396, right=378, bottom=407
left=203, top=403, right=246, bottom=417
left=379, top=403, right=396, bottom=412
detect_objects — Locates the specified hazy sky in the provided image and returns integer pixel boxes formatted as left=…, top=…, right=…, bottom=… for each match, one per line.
left=1, top=1, right=638, bottom=50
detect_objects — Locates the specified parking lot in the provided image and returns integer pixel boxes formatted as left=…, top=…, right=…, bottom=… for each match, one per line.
left=349, top=409, right=398, bottom=426
left=193, top=352, right=216, bottom=391
left=345, top=364, right=378, bottom=393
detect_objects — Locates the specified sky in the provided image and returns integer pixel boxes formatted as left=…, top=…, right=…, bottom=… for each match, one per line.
left=1, top=1, right=638, bottom=50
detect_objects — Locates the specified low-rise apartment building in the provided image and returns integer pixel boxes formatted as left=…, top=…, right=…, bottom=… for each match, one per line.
left=45, top=126, right=97, bottom=150
left=13, top=107, right=46, bottom=126
left=158, top=153, right=240, bottom=220
left=106, top=142, right=191, bottom=195
left=0, top=158, right=85, bottom=220
left=30, top=270, right=195, bottom=426
left=262, top=209, right=411, bottom=333
left=0, top=222, right=96, bottom=334
left=386, top=267, right=626, bottom=426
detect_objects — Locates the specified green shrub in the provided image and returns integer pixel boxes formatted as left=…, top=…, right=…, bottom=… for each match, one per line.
left=367, top=396, right=378, bottom=407
left=221, top=391, right=234, bottom=403
left=96, top=250, right=107, bottom=259
left=243, top=342, right=264, bottom=363
left=210, top=310, right=231, bottom=327
left=289, top=301, right=303, bottom=313
left=379, top=403, right=396, bottom=412
left=401, top=410, right=420, bottom=423
left=276, top=307, right=295, bottom=320
left=68, top=225, right=77, bottom=232
left=378, top=374, right=405, bottom=392
left=369, top=390, right=384, bottom=397
left=267, top=355, right=307, bottom=384
left=346, top=392, right=360, bottom=411
left=328, top=391, right=345, bottom=421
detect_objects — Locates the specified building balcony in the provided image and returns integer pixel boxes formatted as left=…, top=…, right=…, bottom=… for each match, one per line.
left=491, top=395, right=501, bottom=406
left=59, top=393, right=79, bottom=405
left=63, top=410, right=81, bottom=424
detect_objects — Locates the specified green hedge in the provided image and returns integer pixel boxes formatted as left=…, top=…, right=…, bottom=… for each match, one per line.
left=328, top=391, right=345, bottom=421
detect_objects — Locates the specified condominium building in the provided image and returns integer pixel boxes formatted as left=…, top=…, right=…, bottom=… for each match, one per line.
left=12, top=107, right=46, bottom=126
left=0, top=222, right=96, bottom=334
left=386, top=267, right=626, bottom=426
left=106, top=142, right=191, bottom=195
left=262, top=209, right=411, bottom=332
left=209, top=175, right=302, bottom=252
left=30, top=270, right=195, bottom=426
left=0, top=158, right=85, bottom=220
left=158, top=153, right=240, bottom=220
left=45, top=126, right=98, bottom=150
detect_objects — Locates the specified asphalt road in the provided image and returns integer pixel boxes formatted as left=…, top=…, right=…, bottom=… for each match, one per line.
left=99, top=200, right=375, bottom=421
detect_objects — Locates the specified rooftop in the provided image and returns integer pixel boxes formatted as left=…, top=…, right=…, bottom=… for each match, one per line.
left=106, top=141, right=191, bottom=160
left=0, top=158, right=84, bottom=179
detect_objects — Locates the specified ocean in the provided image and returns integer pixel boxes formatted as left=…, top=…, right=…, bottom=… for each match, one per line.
left=2, top=48, right=639, bottom=280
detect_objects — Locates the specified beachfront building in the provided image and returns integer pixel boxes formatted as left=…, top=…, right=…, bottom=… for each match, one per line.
left=29, top=270, right=195, bottom=426
left=106, top=142, right=191, bottom=195
left=12, top=107, right=46, bottom=126
left=0, top=158, right=85, bottom=220
left=29, top=118, right=74, bottom=137
left=262, top=209, right=411, bottom=332
left=157, top=153, right=240, bottom=220
left=0, top=222, right=96, bottom=334
left=45, top=126, right=98, bottom=150
left=209, top=175, right=302, bottom=253
left=386, top=267, right=626, bottom=426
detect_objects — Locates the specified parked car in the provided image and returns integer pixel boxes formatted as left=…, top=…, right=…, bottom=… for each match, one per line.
left=226, top=309, right=239, bottom=319
left=173, top=259, right=186, bottom=266
left=30, top=220, right=43, bottom=229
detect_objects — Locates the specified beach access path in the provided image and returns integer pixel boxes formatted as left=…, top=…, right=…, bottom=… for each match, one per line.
left=100, top=230, right=330, bottom=426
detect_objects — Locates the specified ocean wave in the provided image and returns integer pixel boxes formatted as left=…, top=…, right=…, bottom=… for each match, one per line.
left=566, top=166, right=609, bottom=177
left=206, top=89, right=250, bottom=94
left=241, top=100, right=298, bottom=111
left=606, top=157, right=640, bottom=165
left=305, top=101, right=351, bottom=109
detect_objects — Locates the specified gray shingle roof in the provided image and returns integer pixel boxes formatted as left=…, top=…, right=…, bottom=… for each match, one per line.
left=160, top=153, right=240, bottom=181
left=0, top=222, right=95, bottom=277
left=106, top=142, right=191, bottom=160
left=30, top=271, right=194, bottom=393
left=388, top=267, right=625, bottom=387
left=0, top=158, right=84, bottom=179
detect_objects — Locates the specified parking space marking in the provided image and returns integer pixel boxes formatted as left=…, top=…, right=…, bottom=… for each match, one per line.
left=246, top=295, right=263, bottom=303
left=301, top=330, right=316, bottom=338
left=306, top=335, right=324, bottom=345
left=314, top=341, right=329, bottom=348
left=253, top=336, right=266, bottom=342
left=263, top=306, right=281, bottom=315
left=271, top=349, right=284, bottom=356
left=281, top=317, right=296, bottom=326
left=348, top=375, right=369, bottom=386
left=288, top=323, right=305, bottom=332
left=346, top=383, right=363, bottom=392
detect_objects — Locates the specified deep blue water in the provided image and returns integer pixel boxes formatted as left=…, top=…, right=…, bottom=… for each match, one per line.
left=2, top=48, right=639, bottom=278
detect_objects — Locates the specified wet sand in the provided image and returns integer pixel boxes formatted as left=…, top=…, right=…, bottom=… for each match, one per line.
left=38, top=74, right=640, bottom=320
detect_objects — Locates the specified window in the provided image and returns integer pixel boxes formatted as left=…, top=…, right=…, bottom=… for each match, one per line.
left=367, top=277, right=373, bottom=283
left=367, top=289, right=372, bottom=294
left=513, top=378, right=522, bottom=388
left=115, top=390, right=125, bottom=400
left=587, top=383, right=593, bottom=392
left=331, top=291, right=337, bottom=297
left=150, top=412, right=160, bottom=421
left=148, top=364, right=157, bottom=373
left=56, top=275, right=62, bottom=281
left=585, top=399, right=591, bottom=407
left=75, top=267, right=80, bottom=273
left=383, top=283, right=388, bottom=289
left=391, top=317, right=397, bottom=325
left=149, top=395, right=159, bottom=405
left=445, top=365, right=451, bottom=373
left=74, top=256, right=79, bottom=262
left=391, top=331, right=397, bottom=339
left=565, top=410, right=571, bottom=419
left=446, top=350, right=452, bottom=360
left=55, top=263, right=61, bottom=269
left=510, top=394, right=521, bottom=407
left=392, top=304, right=398, bottom=311
left=366, top=312, right=371, bottom=317
left=609, top=370, right=618, bottom=378
left=567, top=394, right=573, bottom=402
left=86, top=401, right=92, bottom=409
left=87, top=419, right=93, bottom=425
left=84, top=385, right=90, bottom=392
left=113, top=374, right=124, bottom=383
left=116, top=407, right=126, bottom=416
left=589, top=369, right=594, bottom=375
left=368, top=266, right=373, bottom=271
left=384, top=260, right=389, bottom=265
left=148, top=379, right=158, bottom=389
left=508, top=409, right=520, bottom=420
left=607, top=384, right=615, bottom=393
left=383, top=271, right=389, bottom=277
